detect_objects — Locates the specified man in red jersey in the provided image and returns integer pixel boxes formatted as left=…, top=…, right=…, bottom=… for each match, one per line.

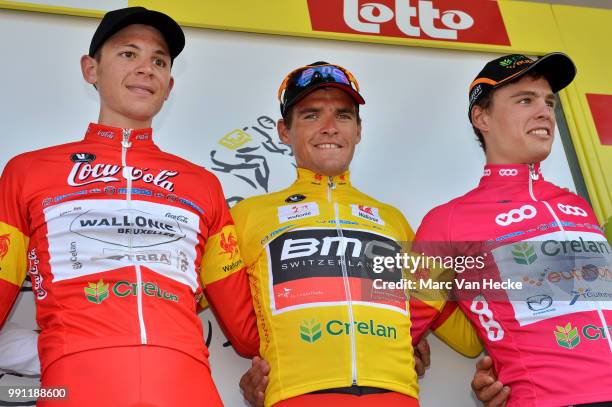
left=0, top=7, right=258, bottom=406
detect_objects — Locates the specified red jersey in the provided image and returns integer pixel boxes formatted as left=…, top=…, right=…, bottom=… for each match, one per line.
left=0, top=123, right=259, bottom=374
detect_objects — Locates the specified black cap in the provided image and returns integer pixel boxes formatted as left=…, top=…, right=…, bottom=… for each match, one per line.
left=280, top=61, right=365, bottom=117
left=89, top=7, right=185, bottom=63
left=468, top=52, right=576, bottom=122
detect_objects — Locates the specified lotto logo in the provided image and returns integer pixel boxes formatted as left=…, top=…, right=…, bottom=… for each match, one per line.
left=307, top=0, right=510, bottom=45
left=498, top=169, right=518, bottom=176
left=343, top=0, right=474, bottom=40
left=495, top=205, right=537, bottom=226
left=470, top=295, right=504, bottom=341
left=557, top=203, right=588, bottom=217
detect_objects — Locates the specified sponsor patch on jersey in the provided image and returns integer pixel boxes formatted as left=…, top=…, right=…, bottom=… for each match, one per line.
left=492, top=230, right=612, bottom=326
left=285, top=194, right=306, bottom=203
left=28, top=249, right=47, bottom=300
left=266, top=227, right=406, bottom=314
left=70, top=153, right=96, bottom=163
left=44, top=199, right=201, bottom=289
left=0, top=233, right=9, bottom=261
left=351, top=205, right=384, bottom=225
left=277, top=202, right=319, bottom=223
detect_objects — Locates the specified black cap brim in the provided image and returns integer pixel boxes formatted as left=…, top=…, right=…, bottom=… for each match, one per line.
left=469, top=52, right=576, bottom=123
left=495, top=52, right=576, bottom=94
left=89, top=7, right=185, bottom=62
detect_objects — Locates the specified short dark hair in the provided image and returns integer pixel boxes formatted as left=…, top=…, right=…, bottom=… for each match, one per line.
left=471, top=71, right=549, bottom=152
left=282, top=102, right=361, bottom=129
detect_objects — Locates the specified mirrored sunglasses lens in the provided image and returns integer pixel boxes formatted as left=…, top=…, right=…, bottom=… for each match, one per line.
left=293, top=66, right=350, bottom=88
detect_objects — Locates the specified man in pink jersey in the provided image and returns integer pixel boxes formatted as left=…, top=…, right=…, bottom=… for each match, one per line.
left=414, top=53, right=612, bottom=407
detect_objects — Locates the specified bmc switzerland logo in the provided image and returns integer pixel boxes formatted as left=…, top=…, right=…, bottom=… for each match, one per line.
left=307, top=0, right=510, bottom=45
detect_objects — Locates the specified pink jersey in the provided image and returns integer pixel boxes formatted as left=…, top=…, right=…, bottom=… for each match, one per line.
left=415, top=163, right=612, bottom=407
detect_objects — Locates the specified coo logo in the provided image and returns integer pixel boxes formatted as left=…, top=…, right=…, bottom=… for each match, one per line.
left=557, top=203, right=588, bottom=217
left=498, top=169, right=518, bottom=176
left=344, top=0, right=473, bottom=39
left=495, top=205, right=537, bottom=227
left=470, top=295, right=504, bottom=341
left=0, top=234, right=10, bottom=261
left=483, top=168, right=491, bottom=177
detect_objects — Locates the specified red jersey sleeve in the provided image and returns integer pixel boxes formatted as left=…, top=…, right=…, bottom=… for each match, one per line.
left=411, top=203, right=482, bottom=357
left=0, top=156, right=31, bottom=329
left=199, top=174, right=259, bottom=357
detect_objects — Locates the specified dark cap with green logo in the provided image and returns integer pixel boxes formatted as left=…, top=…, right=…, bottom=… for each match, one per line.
left=468, top=52, right=576, bottom=123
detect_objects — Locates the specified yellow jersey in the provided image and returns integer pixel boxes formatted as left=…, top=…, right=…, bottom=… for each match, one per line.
left=231, top=168, right=481, bottom=406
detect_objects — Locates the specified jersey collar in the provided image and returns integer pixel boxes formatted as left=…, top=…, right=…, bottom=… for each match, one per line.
left=83, top=123, right=155, bottom=147
left=479, top=163, right=543, bottom=184
left=295, top=167, right=351, bottom=187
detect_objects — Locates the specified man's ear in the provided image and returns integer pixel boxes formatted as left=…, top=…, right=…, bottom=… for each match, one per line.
left=471, top=105, right=490, bottom=134
left=165, top=76, right=175, bottom=100
left=81, top=54, right=98, bottom=86
left=277, top=118, right=291, bottom=145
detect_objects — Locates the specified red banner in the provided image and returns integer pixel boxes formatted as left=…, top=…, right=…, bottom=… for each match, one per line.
left=586, top=93, right=612, bottom=146
left=308, top=0, right=511, bottom=46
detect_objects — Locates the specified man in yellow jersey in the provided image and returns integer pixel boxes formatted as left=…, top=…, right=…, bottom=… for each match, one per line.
left=233, top=61, right=482, bottom=407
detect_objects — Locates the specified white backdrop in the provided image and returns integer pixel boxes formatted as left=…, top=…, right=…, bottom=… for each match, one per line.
left=0, top=9, right=577, bottom=407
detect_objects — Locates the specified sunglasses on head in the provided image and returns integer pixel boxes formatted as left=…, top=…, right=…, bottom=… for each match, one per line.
left=277, top=63, right=361, bottom=103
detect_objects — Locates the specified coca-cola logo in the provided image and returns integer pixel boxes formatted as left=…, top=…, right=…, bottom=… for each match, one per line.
left=28, top=249, right=47, bottom=300
left=67, top=162, right=179, bottom=192
left=308, top=0, right=510, bottom=45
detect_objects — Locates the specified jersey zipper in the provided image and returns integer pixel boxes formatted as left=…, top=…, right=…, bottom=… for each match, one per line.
left=328, top=176, right=358, bottom=385
left=122, top=129, right=148, bottom=345
left=528, top=164, right=565, bottom=234
left=529, top=164, right=612, bottom=353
